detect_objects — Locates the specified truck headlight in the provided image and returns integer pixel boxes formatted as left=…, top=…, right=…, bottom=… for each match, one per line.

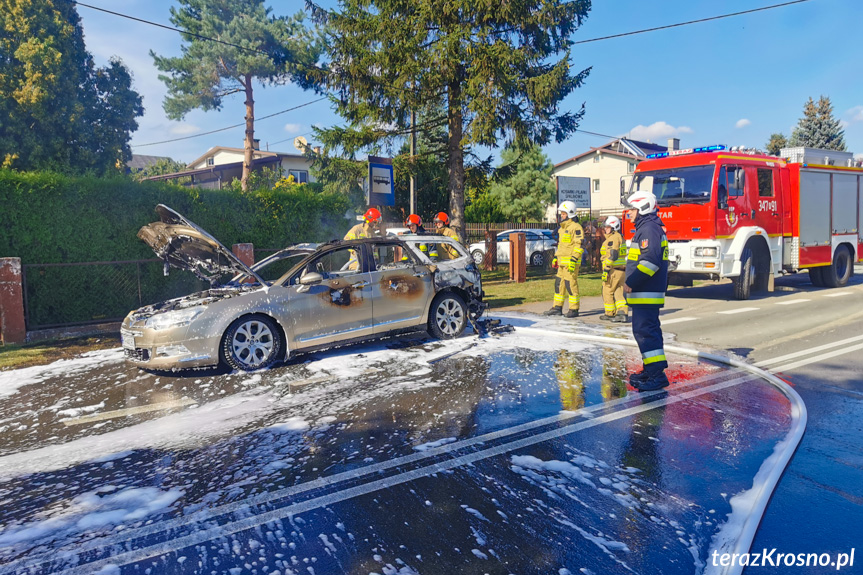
left=144, top=308, right=203, bottom=330
left=693, top=247, right=718, bottom=257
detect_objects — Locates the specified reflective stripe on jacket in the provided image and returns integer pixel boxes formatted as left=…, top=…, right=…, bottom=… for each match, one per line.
left=625, top=213, right=668, bottom=306
left=555, top=218, right=584, bottom=264
left=600, top=231, right=627, bottom=270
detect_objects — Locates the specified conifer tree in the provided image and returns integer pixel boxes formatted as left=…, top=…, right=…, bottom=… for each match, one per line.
left=789, top=96, right=846, bottom=151
left=307, top=0, right=591, bottom=240
left=489, top=143, right=556, bottom=222
left=151, top=0, right=321, bottom=191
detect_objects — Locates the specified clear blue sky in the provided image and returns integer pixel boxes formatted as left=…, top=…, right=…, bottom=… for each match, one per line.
left=77, top=0, right=863, bottom=165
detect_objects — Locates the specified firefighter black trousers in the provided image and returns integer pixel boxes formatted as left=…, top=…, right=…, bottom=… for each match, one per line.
left=631, top=305, right=668, bottom=374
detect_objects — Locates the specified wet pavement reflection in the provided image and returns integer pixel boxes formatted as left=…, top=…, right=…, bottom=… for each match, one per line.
left=0, top=326, right=796, bottom=575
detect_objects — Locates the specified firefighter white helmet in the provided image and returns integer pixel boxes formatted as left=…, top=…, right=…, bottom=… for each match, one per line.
left=604, top=215, right=621, bottom=231
left=558, top=200, right=577, bottom=218
left=625, top=190, right=657, bottom=215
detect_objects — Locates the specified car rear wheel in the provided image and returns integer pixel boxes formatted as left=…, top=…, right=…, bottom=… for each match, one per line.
left=471, top=250, right=484, bottom=265
left=222, top=314, right=283, bottom=371
left=428, top=292, right=467, bottom=339
left=529, top=251, right=544, bottom=267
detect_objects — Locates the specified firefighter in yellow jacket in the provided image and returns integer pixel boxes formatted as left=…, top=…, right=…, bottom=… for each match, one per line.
left=599, top=215, right=629, bottom=323
left=344, top=207, right=383, bottom=269
left=429, top=212, right=461, bottom=260
left=544, top=201, right=584, bottom=318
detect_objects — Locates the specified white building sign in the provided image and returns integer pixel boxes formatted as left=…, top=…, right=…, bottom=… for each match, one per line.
left=556, top=176, right=591, bottom=210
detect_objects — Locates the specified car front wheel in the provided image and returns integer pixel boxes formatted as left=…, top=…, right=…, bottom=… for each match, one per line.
left=222, top=314, right=283, bottom=371
left=472, top=250, right=484, bottom=265
left=428, top=292, right=467, bottom=339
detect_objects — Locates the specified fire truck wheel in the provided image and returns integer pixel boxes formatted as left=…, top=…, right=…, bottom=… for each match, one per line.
left=822, top=246, right=852, bottom=288
left=733, top=248, right=754, bottom=300
left=809, top=267, right=825, bottom=287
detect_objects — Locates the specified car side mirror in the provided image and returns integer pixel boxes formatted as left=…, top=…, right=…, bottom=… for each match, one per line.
left=299, top=271, right=323, bottom=285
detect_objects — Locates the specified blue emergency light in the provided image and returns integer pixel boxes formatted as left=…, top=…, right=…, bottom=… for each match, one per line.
left=646, top=145, right=725, bottom=159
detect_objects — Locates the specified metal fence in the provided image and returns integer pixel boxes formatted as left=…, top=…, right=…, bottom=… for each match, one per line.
left=22, top=259, right=208, bottom=330
left=464, top=222, right=556, bottom=243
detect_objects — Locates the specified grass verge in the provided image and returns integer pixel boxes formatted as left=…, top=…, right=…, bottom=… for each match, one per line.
left=481, top=266, right=604, bottom=308
left=0, top=336, right=120, bottom=371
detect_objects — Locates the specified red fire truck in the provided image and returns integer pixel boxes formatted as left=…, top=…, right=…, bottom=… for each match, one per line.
left=623, top=145, right=863, bottom=299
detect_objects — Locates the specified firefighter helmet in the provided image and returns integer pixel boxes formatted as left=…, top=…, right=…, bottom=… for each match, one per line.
left=604, top=215, right=621, bottom=231
left=625, top=190, right=657, bottom=215
left=405, top=214, right=422, bottom=227
left=558, top=201, right=577, bottom=219
left=433, top=212, right=450, bottom=225
left=364, top=207, right=382, bottom=223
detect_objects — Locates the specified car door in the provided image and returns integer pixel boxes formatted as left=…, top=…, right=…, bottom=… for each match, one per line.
left=368, top=241, right=433, bottom=334
left=496, top=232, right=510, bottom=263
left=284, top=245, right=374, bottom=348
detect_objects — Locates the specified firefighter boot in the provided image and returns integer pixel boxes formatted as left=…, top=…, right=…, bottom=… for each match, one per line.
left=543, top=306, right=563, bottom=316
left=564, top=309, right=579, bottom=319
left=600, top=314, right=614, bottom=321
left=611, top=314, right=627, bottom=323
left=634, top=371, right=670, bottom=392
left=629, top=370, right=650, bottom=387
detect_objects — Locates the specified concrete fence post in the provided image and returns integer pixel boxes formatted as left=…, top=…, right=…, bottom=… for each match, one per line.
left=0, top=258, right=26, bottom=344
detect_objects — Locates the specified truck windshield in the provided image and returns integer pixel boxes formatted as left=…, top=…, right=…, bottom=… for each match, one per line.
left=628, top=165, right=715, bottom=205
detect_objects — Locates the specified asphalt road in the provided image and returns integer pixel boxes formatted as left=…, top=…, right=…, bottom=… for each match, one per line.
left=0, top=267, right=861, bottom=574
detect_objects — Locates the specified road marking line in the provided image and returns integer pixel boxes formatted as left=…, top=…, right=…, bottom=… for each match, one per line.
left=775, top=299, right=810, bottom=305
left=755, top=332, right=863, bottom=367
left=823, top=292, right=852, bottom=297
left=717, top=307, right=759, bottom=314
left=661, top=317, right=697, bottom=325
left=768, top=341, right=863, bottom=374
left=60, top=398, right=196, bottom=426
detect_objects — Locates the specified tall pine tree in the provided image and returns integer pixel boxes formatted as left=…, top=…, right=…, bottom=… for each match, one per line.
left=151, top=0, right=322, bottom=190
left=306, top=0, right=591, bottom=240
left=789, top=96, right=846, bottom=151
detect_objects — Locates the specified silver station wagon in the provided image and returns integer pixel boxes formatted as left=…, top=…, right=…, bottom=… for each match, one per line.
left=122, top=205, right=485, bottom=371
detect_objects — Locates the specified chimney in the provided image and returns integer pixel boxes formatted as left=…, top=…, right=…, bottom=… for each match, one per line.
left=667, top=138, right=680, bottom=152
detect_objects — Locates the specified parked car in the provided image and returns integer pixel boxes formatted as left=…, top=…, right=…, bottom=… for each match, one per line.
left=122, top=205, right=486, bottom=372
left=468, top=229, right=556, bottom=267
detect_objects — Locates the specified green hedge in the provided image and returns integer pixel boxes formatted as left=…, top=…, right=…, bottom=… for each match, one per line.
left=0, top=169, right=352, bottom=264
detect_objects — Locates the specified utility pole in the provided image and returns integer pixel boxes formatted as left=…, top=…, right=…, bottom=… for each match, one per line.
left=410, top=109, right=416, bottom=214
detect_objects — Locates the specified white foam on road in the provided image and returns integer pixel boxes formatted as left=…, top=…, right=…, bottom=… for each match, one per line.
left=0, top=349, right=123, bottom=399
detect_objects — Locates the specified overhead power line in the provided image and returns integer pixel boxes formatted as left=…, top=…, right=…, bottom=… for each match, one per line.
left=133, top=97, right=328, bottom=148
left=574, top=0, right=815, bottom=44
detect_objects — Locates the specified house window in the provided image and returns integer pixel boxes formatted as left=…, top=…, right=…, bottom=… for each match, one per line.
left=628, top=162, right=636, bottom=173
left=593, top=179, right=600, bottom=192
left=289, top=170, right=308, bottom=183
left=206, top=157, right=214, bottom=166
left=593, top=155, right=601, bottom=163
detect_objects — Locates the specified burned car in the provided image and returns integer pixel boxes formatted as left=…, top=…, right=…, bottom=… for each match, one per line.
left=121, top=205, right=485, bottom=371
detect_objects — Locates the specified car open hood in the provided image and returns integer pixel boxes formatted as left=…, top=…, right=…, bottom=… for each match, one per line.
left=138, top=204, right=266, bottom=285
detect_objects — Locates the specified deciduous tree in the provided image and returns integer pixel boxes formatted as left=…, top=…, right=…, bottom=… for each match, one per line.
left=0, top=0, right=143, bottom=173
left=151, top=0, right=321, bottom=191
left=765, top=133, right=787, bottom=156
left=307, top=0, right=591, bottom=240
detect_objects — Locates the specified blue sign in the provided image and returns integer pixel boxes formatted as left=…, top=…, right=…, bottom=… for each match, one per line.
left=368, top=156, right=394, bottom=206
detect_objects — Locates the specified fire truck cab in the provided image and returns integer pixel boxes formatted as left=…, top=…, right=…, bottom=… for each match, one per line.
left=623, top=145, right=863, bottom=299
